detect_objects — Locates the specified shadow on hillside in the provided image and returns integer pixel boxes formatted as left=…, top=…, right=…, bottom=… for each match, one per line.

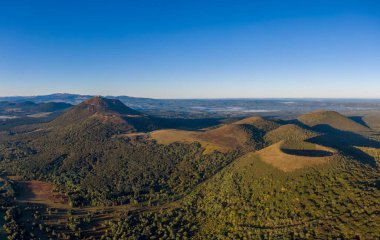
left=375, top=180, right=380, bottom=190
left=154, top=117, right=224, bottom=130
left=349, top=116, right=370, bottom=128
left=281, top=149, right=334, bottom=157
left=274, top=119, right=379, bottom=167
left=307, top=124, right=379, bottom=167
left=273, top=119, right=307, bottom=127
left=14, top=182, right=37, bottom=201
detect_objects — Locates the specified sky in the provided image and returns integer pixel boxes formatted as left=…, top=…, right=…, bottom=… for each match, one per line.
left=0, top=0, right=379, bottom=99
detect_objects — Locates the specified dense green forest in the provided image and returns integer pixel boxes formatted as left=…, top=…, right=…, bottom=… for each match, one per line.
left=100, top=154, right=380, bottom=239
left=0, top=128, right=238, bottom=207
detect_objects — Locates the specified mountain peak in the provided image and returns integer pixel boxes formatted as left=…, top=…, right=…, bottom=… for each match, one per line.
left=49, top=96, right=146, bottom=128
left=83, top=96, right=104, bottom=106
left=83, top=96, right=116, bottom=107
left=80, top=96, right=141, bottom=115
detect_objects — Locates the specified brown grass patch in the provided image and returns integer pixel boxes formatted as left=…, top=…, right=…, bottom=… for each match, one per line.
left=199, top=124, right=251, bottom=149
left=150, top=129, right=228, bottom=154
left=257, top=141, right=335, bottom=172
left=15, top=180, right=69, bottom=208
left=150, top=121, right=269, bottom=153
left=150, top=129, right=200, bottom=144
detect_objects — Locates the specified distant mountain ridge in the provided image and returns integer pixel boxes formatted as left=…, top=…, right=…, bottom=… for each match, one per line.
left=49, top=96, right=155, bottom=132
left=2, top=93, right=380, bottom=119
left=0, top=100, right=72, bottom=113
left=0, top=93, right=151, bottom=105
left=80, top=96, right=141, bottom=116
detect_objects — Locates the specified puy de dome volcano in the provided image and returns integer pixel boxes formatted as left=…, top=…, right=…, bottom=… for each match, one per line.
left=48, top=96, right=155, bottom=132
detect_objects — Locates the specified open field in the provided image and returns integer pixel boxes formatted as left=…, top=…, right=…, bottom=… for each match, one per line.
left=115, top=128, right=225, bottom=153
left=16, top=181, right=68, bottom=208
left=150, top=129, right=230, bottom=153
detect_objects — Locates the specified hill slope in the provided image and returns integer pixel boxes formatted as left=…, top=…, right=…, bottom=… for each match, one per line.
left=0, top=97, right=239, bottom=207
left=48, top=96, right=155, bottom=132
left=264, top=124, right=318, bottom=143
left=362, top=111, right=380, bottom=131
left=179, top=151, right=380, bottom=239
left=232, top=116, right=279, bottom=130
left=151, top=116, right=280, bottom=153
left=298, top=110, right=370, bottom=133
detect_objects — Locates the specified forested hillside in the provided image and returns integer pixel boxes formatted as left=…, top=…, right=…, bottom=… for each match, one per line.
left=0, top=97, right=379, bottom=239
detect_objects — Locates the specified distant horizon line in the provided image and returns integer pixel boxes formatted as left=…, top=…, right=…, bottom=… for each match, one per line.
left=0, top=92, right=380, bottom=101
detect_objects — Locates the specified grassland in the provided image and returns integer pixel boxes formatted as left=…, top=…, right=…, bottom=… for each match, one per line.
left=257, top=141, right=335, bottom=172
left=150, top=129, right=227, bottom=154
left=150, top=125, right=256, bottom=154
left=150, top=116, right=279, bottom=154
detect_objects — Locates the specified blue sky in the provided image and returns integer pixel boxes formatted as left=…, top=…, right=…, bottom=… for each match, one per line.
left=0, top=0, right=379, bottom=98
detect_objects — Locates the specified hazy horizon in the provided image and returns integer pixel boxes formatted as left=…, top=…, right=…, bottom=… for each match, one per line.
left=1, top=1, right=379, bottom=98
left=2, top=92, right=380, bottom=101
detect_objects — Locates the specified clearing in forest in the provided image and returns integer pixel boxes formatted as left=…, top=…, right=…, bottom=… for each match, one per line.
left=150, top=129, right=229, bottom=153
